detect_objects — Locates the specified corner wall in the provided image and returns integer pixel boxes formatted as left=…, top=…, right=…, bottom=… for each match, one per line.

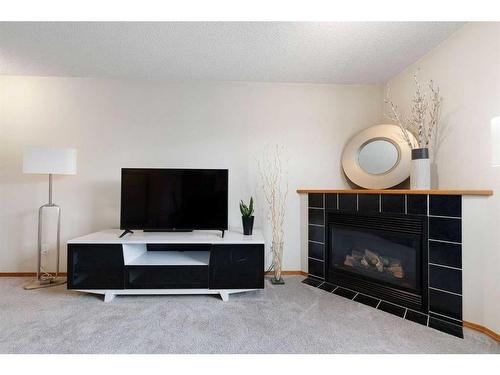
left=384, top=22, right=500, bottom=333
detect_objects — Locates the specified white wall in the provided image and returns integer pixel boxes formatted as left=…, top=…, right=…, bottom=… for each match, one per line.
left=0, top=77, right=383, bottom=273
left=385, top=22, right=500, bottom=332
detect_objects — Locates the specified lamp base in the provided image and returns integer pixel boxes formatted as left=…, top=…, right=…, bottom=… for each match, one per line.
left=24, top=277, right=67, bottom=290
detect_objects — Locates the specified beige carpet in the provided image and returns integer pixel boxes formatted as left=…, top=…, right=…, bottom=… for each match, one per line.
left=0, top=276, right=498, bottom=354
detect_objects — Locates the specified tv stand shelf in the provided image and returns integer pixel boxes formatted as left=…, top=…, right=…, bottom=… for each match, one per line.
left=126, top=251, right=210, bottom=266
left=67, top=229, right=265, bottom=302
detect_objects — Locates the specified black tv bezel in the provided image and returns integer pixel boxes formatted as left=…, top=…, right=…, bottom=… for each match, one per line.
left=120, top=168, right=228, bottom=232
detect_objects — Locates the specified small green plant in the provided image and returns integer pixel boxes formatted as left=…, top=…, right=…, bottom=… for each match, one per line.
left=239, top=197, right=254, bottom=218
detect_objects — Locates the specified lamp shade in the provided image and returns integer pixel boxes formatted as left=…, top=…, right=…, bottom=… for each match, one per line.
left=23, top=146, right=77, bottom=175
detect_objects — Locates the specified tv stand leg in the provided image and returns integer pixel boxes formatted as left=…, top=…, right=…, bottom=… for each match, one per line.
left=119, top=229, right=134, bottom=238
left=220, top=291, right=229, bottom=302
left=221, top=230, right=225, bottom=238
left=104, top=292, right=115, bottom=303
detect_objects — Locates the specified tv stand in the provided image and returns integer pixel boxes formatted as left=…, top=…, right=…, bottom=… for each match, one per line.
left=67, top=229, right=264, bottom=302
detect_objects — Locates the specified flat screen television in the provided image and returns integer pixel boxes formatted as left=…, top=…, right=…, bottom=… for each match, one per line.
left=120, top=168, right=228, bottom=234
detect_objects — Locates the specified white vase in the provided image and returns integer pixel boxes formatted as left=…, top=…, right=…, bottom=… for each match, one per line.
left=410, top=148, right=431, bottom=189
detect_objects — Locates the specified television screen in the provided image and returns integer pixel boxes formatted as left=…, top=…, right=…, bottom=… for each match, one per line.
left=120, top=168, right=228, bottom=231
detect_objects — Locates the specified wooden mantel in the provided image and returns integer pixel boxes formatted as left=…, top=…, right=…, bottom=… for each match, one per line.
left=296, top=189, right=493, bottom=196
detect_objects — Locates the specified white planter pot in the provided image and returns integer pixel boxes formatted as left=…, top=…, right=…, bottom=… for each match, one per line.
left=410, top=148, right=431, bottom=189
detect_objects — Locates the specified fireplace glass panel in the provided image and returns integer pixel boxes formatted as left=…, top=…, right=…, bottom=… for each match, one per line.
left=330, top=226, right=420, bottom=291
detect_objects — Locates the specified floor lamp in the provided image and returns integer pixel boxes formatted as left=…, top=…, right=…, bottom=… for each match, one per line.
left=23, top=146, right=77, bottom=290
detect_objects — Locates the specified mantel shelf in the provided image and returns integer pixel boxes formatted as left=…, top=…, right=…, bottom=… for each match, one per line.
left=296, top=189, right=493, bottom=196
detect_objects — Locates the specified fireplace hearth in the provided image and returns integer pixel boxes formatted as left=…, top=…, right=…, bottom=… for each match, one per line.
left=327, top=212, right=427, bottom=312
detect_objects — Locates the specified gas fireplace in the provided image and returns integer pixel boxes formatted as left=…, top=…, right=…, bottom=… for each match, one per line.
left=327, top=212, right=428, bottom=312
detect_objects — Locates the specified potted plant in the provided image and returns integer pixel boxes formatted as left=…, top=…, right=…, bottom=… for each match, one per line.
left=240, top=197, right=254, bottom=235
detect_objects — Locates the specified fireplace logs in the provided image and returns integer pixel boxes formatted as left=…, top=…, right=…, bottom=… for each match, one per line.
left=343, top=249, right=404, bottom=279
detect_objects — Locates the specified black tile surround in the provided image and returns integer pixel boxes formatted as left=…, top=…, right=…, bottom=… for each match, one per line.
left=305, top=193, right=464, bottom=338
left=358, top=194, right=379, bottom=212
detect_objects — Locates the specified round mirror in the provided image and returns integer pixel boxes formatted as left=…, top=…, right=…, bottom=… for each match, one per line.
left=342, top=124, right=416, bottom=189
left=358, top=139, right=399, bottom=175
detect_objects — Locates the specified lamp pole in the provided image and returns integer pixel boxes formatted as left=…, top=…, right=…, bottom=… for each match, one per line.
left=26, top=173, right=64, bottom=289
left=22, top=146, right=76, bottom=290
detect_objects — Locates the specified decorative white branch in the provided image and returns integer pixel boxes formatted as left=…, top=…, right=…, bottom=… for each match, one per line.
left=384, top=71, right=442, bottom=150
left=385, top=87, right=415, bottom=149
left=426, top=80, right=441, bottom=147
left=410, top=72, right=428, bottom=147
left=258, top=144, right=288, bottom=279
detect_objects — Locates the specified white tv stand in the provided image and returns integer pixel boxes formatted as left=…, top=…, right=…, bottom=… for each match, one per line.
left=67, top=229, right=265, bottom=302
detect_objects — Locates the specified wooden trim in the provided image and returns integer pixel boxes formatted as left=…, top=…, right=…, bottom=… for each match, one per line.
left=0, top=272, right=67, bottom=277
left=5, top=271, right=307, bottom=277
left=297, top=189, right=493, bottom=196
left=463, top=321, right=500, bottom=342
left=5, top=271, right=306, bottom=277
left=0, top=272, right=38, bottom=277
left=5, top=271, right=308, bottom=280
left=265, top=270, right=308, bottom=276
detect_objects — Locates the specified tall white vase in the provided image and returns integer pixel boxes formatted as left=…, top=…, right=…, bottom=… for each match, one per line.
left=410, top=148, right=431, bottom=189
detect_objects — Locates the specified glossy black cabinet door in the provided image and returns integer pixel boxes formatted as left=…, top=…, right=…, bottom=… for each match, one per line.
left=67, top=244, right=124, bottom=289
left=125, top=265, right=208, bottom=289
left=209, top=244, right=264, bottom=289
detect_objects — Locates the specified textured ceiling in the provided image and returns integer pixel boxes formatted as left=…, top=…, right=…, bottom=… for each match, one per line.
left=0, top=22, right=464, bottom=83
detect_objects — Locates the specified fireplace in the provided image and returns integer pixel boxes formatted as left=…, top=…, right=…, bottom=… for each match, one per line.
left=327, top=212, right=428, bottom=312
left=304, top=192, right=466, bottom=338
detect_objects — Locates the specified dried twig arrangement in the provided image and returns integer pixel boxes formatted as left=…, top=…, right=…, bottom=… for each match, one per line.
left=385, top=71, right=442, bottom=149
left=258, top=145, right=288, bottom=279
left=259, top=144, right=288, bottom=246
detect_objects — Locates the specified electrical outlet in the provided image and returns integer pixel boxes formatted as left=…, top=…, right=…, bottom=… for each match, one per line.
left=41, top=243, right=50, bottom=254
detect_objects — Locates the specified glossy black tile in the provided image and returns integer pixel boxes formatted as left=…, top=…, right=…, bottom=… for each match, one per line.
left=309, top=209, right=324, bottom=225
left=308, top=241, right=324, bottom=260
left=429, top=241, right=462, bottom=268
left=407, top=195, right=427, bottom=215
left=308, top=225, right=325, bottom=243
left=405, top=310, right=428, bottom=326
left=381, top=194, right=405, bottom=214
left=428, top=317, right=463, bottom=338
left=429, top=288, right=462, bottom=320
left=430, top=195, right=461, bottom=217
left=429, top=217, right=461, bottom=243
left=318, top=282, right=337, bottom=292
left=302, top=277, right=323, bottom=287
left=308, top=258, right=325, bottom=279
left=308, top=193, right=324, bottom=208
left=429, top=312, right=463, bottom=326
left=429, top=265, right=462, bottom=294
left=333, top=287, right=357, bottom=299
left=326, top=194, right=338, bottom=210
left=377, top=301, right=406, bottom=317
left=353, top=293, right=380, bottom=307
left=358, top=194, right=380, bottom=213
left=338, top=194, right=357, bottom=211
